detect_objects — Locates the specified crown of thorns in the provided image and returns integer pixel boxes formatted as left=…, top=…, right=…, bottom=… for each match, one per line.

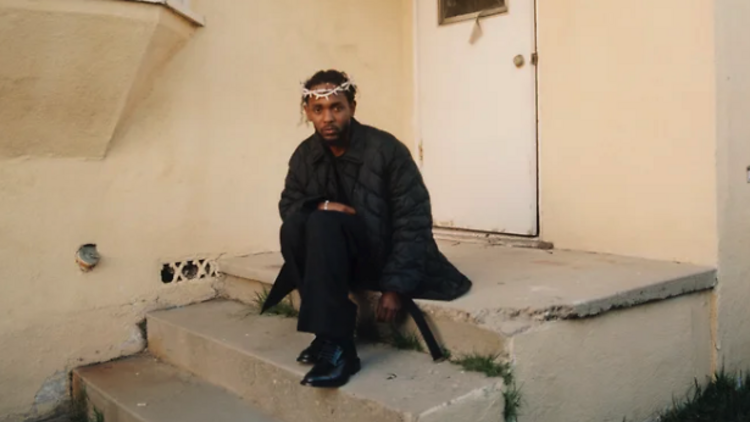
left=301, top=80, right=356, bottom=102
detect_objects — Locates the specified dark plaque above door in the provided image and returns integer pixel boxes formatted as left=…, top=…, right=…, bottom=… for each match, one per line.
left=439, top=0, right=507, bottom=25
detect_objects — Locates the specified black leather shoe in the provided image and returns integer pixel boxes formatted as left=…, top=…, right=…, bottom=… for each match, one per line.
left=300, top=338, right=360, bottom=388
left=297, top=337, right=324, bottom=364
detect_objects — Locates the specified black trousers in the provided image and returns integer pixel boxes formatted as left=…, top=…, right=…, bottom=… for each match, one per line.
left=280, top=211, right=375, bottom=339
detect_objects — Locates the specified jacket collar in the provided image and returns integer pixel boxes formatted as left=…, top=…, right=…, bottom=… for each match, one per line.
left=310, top=118, right=365, bottom=165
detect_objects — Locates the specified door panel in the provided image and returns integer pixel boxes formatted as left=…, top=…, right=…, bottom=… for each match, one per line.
left=417, top=0, right=538, bottom=235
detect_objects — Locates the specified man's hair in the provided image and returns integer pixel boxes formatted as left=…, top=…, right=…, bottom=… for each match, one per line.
left=302, top=70, right=357, bottom=105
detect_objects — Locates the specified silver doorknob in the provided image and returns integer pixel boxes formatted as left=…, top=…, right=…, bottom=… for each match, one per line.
left=513, top=54, right=525, bottom=68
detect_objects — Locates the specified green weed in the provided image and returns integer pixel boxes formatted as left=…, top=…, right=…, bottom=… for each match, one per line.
left=252, top=287, right=299, bottom=318
left=446, top=351, right=521, bottom=421
left=70, top=388, right=104, bottom=422
left=450, top=353, right=513, bottom=383
left=390, top=328, right=424, bottom=352
left=503, top=381, right=522, bottom=422
left=659, top=370, right=750, bottom=422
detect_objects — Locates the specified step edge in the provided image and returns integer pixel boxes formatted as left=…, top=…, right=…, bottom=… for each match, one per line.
left=416, top=382, right=506, bottom=421
left=566, top=268, right=717, bottom=318
left=216, top=276, right=511, bottom=349
left=220, top=259, right=717, bottom=322
left=147, top=312, right=300, bottom=375
left=219, top=256, right=277, bottom=284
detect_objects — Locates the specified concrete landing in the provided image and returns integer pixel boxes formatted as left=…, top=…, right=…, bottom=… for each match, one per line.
left=73, top=354, right=277, bottom=422
left=220, top=242, right=716, bottom=321
left=147, top=300, right=505, bottom=422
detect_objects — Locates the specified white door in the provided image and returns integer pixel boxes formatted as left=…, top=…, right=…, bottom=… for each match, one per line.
left=416, top=0, right=538, bottom=235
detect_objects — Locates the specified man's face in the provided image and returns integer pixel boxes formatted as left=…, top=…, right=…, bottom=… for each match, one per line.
left=304, top=83, right=356, bottom=143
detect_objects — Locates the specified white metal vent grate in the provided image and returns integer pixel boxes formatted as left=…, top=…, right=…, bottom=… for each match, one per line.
left=161, top=259, right=218, bottom=283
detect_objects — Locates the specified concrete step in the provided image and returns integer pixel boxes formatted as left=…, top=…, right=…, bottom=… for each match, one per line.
left=146, top=300, right=505, bottom=422
left=216, top=242, right=718, bottom=422
left=72, top=354, right=277, bottom=422
left=217, top=251, right=508, bottom=359
left=217, top=242, right=716, bottom=360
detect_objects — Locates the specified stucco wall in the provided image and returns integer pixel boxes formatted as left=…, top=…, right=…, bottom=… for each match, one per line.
left=714, top=0, right=750, bottom=371
left=0, top=0, right=196, bottom=159
left=0, top=0, right=413, bottom=419
left=537, top=0, right=718, bottom=265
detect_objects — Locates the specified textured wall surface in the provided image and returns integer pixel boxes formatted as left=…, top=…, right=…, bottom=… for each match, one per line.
left=537, top=0, right=717, bottom=265
left=715, top=0, right=750, bottom=372
left=0, top=0, right=196, bottom=158
left=0, top=0, right=413, bottom=419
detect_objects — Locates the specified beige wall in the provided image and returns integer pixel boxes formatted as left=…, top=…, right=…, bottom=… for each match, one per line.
left=0, top=0, right=197, bottom=159
left=0, top=0, right=413, bottom=419
left=537, top=0, right=718, bottom=265
left=6, top=0, right=750, bottom=419
left=714, top=0, right=750, bottom=371
left=536, top=0, right=750, bottom=379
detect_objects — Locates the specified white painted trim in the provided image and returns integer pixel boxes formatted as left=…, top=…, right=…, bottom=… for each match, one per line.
left=412, top=0, right=422, bottom=167
left=433, top=227, right=552, bottom=249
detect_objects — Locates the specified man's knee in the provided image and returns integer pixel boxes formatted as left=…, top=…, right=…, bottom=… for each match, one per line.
left=280, top=212, right=308, bottom=246
left=306, top=210, right=346, bottom=234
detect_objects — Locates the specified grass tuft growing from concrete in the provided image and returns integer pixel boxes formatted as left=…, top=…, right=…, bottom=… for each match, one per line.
left=70, top=389, right=104, bottom=422
left=355, top=320, right=424, bottom=352
left=440, top=346, right=452, bottom=361
left=451, top=353, right=513, bottom=383
left=446, top=351, right=522, bottom=422
left=503, top=382, right=522, bottom=422
left=390, top=327, right=425, bottom=352
left=252, top=287, right=299, bottom=318
left=658, top=370, right=750, bottom=422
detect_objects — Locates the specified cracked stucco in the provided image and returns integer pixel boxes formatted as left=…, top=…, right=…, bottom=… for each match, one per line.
left=0, top=280, right=219, bottom=421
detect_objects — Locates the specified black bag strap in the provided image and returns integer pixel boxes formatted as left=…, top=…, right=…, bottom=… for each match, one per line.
left=403, top=298, right=445, bottom=361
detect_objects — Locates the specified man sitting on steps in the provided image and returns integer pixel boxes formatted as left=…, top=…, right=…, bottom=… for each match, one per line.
left=262, top=69, right=471, bottom=388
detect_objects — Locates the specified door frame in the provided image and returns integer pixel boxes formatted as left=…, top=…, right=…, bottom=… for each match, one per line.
left=411, top=0, right=541, bottom=238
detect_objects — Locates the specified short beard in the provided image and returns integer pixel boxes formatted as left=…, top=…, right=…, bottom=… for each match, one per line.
left=320, top=122, right=351, bottom=148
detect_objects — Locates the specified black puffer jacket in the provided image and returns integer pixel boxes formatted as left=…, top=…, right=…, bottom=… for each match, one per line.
left=275, top=119, right=471, bottom=301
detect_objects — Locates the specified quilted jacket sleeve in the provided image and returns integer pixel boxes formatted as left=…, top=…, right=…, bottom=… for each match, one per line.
left=380, top=142, right=432, bottom=294
left=279, top=146, right=324, bottom=221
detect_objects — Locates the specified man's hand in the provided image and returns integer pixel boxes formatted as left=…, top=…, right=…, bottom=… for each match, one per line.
left=376, top=292, right=402, bottom=323
left=318, top=201, right=356, bottom=215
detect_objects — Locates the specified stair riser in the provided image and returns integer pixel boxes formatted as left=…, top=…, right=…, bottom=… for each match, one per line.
left=510, top=292, right=713, bottom=422
left=221, top=275, right=507, bottom=358
left=72, top=375, right=143, bottom=422
left=147, top=316, right=408, bottom=422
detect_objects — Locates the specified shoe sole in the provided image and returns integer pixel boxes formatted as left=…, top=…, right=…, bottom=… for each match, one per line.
left=299, top=359, right=361, bottom=388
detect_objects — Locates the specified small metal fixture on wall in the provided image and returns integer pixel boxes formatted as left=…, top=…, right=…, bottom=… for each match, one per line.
left=75, top=244, right=100, bottom=272
left=438, top=0, right=507, bottom=25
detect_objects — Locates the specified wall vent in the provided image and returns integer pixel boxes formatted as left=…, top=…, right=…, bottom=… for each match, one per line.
left=161, top=259, right=218, bottom=283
